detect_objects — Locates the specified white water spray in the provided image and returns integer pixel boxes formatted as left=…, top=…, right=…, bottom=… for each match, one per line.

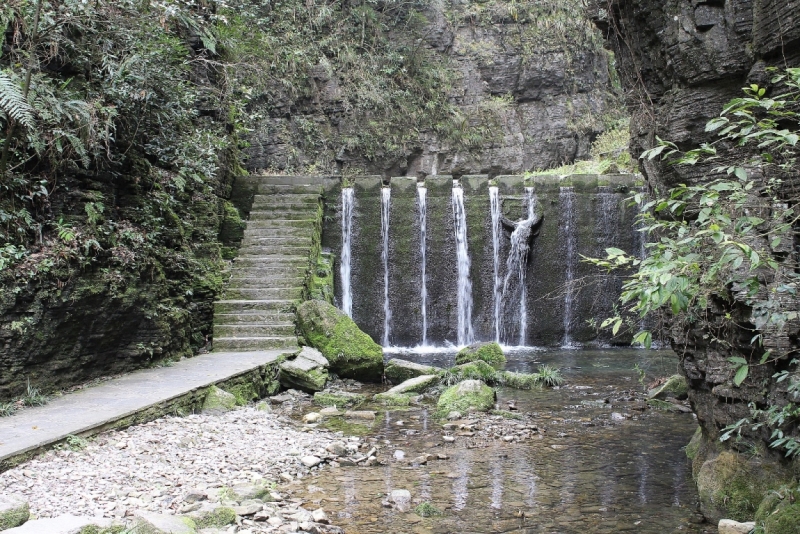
left=501, top=187, right=537, bottom=345
left=452, top=185, right=474, bottom=346
left=418, top=185, right=428, bottom=346
left=489, top=186, right=502, bottom=343
left=381, top=187, right=392, bottom=347
left=340, top=187, right=354, bottom=317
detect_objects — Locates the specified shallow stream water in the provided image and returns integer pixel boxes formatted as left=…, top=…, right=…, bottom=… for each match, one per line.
left=293, top=349, right=715, bottom=534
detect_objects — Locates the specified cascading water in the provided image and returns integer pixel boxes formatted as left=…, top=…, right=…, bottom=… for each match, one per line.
left=417, top=185, right=428, bottom=346
left=500, top=187, right=537, bottom=345
left=452, top=185, right=474, bottom=346
left=559, top=186, right=577, bottom=347
left=340, top=187, right=354, bottom=317
left=381, top=187, right=392, bottom=347
left=489, top=186, right=502, bottom=343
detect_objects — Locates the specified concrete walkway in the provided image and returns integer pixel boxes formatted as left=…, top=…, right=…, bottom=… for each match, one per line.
left=0, top=350, right=288, bottom=470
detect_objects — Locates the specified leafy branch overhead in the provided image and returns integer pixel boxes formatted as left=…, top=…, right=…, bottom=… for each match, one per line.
left=586, top=67, right=800, bottom=456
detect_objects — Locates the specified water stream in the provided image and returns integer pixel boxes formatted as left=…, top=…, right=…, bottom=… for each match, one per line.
left=295, top=349, right=709, bottom=534
left=418, top=185, right=429, bottom=346
left=340, top=187, right=354, bottom=317
left=500, top=187, right=537, bottom=345
left=489, top=186, right=502, bottom=343
left=452, top=185, right=474, bottom=346
left=381, top=187, right=392, bottom=347
left=559, top=186, right=577, bottom=347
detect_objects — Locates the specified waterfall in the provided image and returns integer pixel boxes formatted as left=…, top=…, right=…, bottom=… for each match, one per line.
left=452, top=185, right=474, bottom=346
left=381, top=187, right=392, bottom=347
left=489, top=186, right=502, bottom=343
left=500, top=187, right=537, bottom=345
left=560, top=186, right=577, bottom=347
left=418, top=185, right=428, bottom=346
left=340, top=187, right=354, bottom=317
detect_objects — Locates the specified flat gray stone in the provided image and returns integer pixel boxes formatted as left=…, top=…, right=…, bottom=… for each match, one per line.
left=3, top=514, right=112, bottom=533
left=300, top=455, right=322, bottom=467
left=718, top=519, right=756, bottom=534
left=0, top=350, right=287, bottom=466
left=384, top=359, right=442, bottom=382
left=385, top=375, right=438, bottom=394
left=0, top=493, right=29, bottom=529
left=135, top=511, right=196, bottom=533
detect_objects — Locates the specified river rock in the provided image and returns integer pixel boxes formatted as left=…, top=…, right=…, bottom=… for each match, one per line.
left=437, top=380, right=496, bottom=415
left=718, top=519, right=756, bottom=534
left=304, top=412, right=322, bottom=423
left=296, top=300, right=383, bottom=381
left=201, top=386, right=237, bottom=415
left=301, top=455, right=322, bottom=467
left=3, top=515, right=112, bottom=533
left=280, top=347, right=330, bottom=392
left=0, top=493, right=29, bottom=530
left=312, top=508, right=329, bottom=524
left=648, top=375, right=688, bottom=400
left=313, top=390, right=366, bottom=409
left=384, top=358, right=442, bottom=382
left=389, top=489, right=412, bottom=512
left=455, top=342, right=506, bottom=367
left=384, top=374, right=439, bottom=395
left=344, top=410, right=376, bottom=420
left=230, top=483, right=270, bottom=501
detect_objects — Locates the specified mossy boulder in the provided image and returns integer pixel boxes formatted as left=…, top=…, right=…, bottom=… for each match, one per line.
left=279, top=347, right=329, bottom=392
left=193, top=507, right=236, bottom=529
left=201, top=386, right=236, bottom=415
left=313, top=390, right=366, bottom=408
left=696, top=450, right=792, bottom=522
left=455, top=342, right=506, bottom=367
left=648, top=374, right=688, bottom=400
left=384, top=374, right=438, bottom=394
left=756, top=486, right=800, bottom=534
left=385, top=358, right=442, bottom=383
left=133, top=512, right=196, bottom=534
left=437, top=380, right=496, bottom=416
left=296, top=300, right=383, bottom=382
left=0, top=493, right=29, bottom=530
left=451, top=360, right=497, bottom=382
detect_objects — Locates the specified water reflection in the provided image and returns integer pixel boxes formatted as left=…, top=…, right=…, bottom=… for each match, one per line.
left=295, top=349, right=712, bottom=533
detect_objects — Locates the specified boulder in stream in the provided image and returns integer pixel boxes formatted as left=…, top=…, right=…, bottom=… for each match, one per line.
left=385, top=358, right=442, bottom=383
left=384, top=374, right=439, bottom=394
left=455, top=342, right=506, bottom=367
left=201, top=386, right=237, bottom=414
left=436, top=380, right=496, bottom=416
left=648, top=375, right=688, bottom=400
left=296, top=300, right=383, bottom=382
left=279, top=347, right=330, bottom=392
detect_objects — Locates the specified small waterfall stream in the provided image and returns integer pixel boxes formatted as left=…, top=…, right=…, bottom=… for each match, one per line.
left=500, top=187, right=537, bottom=345
left=381, top=187, right=392, bottom=346
left=452, top=185, right=474, bottom=346
left=489, top=186, right=502, bottom=343
left=417, top=185, right=428, bottom=346
left=559, top=186, right=577, bottom=347
left=340, top=187, right=354, bottom=317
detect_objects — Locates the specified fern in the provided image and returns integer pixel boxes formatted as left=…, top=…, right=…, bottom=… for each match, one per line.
left=0, top=71, right=35, bottom=129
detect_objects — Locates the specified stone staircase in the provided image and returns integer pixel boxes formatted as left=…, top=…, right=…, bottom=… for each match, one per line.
left=212, top=179, right=323, bottom=352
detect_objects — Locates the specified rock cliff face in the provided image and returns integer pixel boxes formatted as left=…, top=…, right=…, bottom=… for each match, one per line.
left=592, top=0, right=800, bottom=522
left=245, top=0, right=622, bottom=176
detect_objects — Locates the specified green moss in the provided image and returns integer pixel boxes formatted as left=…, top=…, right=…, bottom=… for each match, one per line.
left=308, top=252, right=334, bottom=304
left=763, top=501, right=800, bottom=534
left=79, top=527, right=126, bottom=534
left=202, top=386, right=236, bottom=413
left=414, top=501, right=442, bottom=517
left=436, top=380, right=495, bottom=417
left=195, top=507, right=236, bottom=528
left=296, top=300, right=383, bottom=382
left=455, top=342, right=506, bottom=367
left=313, top=391, right=366, bottom=408
left=649, top=374, right=689, bottom=400
left=228, top=382, right=259, bottom=406
left=0, top=499, right=29, bottom=530
left=374, top=392, right=412, bottom=406
left=497, top=371, right=541, bottom=390
left=646, top=399, right=676, bottom=411
left=491, top=409, right=524, bottom=420
left=686, top=426, right=703, bottom=461
left=451, top=360, right=497, bottom=382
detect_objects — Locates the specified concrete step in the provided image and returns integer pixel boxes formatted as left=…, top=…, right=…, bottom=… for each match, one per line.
left=248, top=211, right=318, bottom=221
left=214, top=300, right=295, bottom=314
left=224, top=287, right=304, bottom=300
left=244, top=227, right=315, bottom=238
left=256, top=184, right=325, bottom=195
left=254, top=175, right=336, bottom=186
left=231, top=255, right=309, bottom=267
left=212, top=336, right=299, bottom=352
left=227, top=276, right=306, bottom=289
left=238, top=245, right=311, bottom=256
left=230, top=266, right=306, bottom=278
left=244, top=219, right=316, bottom=229
left=213, top=312, right=295, bottom=325
left=252, top=194, right=320, bottom=205
left=241, top=236, right=313, bottom=246
left=249, top=202, right=320, bottom=213
left=214, top=323, right=296, bottom=338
